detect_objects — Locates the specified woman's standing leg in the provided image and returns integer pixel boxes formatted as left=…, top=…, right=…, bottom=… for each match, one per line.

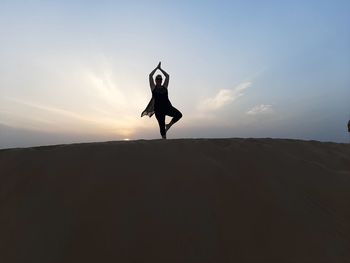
left=155, top=112, right=166, bottom=139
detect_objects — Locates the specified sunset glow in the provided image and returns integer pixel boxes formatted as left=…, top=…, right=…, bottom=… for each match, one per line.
left=0, top=1, right=349, bottom=148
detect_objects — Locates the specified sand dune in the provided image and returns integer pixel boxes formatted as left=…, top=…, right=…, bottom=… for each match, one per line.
left=0, top=138, right=349, bottom=262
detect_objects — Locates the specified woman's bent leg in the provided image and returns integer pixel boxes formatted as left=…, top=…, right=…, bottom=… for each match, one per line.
left=165, top=106, right=182, bottom=132
left=168, top=106, right=182, bottom=124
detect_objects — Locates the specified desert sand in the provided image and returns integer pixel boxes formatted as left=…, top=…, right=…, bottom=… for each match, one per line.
left=0, top=138, right=349, bottom=262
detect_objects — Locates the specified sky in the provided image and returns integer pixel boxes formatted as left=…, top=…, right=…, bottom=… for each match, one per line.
left=0, top=0, right=349, bottom=148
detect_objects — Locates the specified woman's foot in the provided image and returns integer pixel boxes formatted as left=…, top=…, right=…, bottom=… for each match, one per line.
left=162, top=135, right=167, bottom=139
left=165, top=123, right=172, bottom=132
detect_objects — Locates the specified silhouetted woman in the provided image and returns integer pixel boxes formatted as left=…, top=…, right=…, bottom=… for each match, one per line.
left=141, top=62, right=182, bottom=139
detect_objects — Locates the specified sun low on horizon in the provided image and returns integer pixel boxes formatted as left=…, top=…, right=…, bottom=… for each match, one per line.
left=0, top=0, right=349, bottom=148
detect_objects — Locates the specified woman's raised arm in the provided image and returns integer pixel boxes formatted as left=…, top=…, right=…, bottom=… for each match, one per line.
left=158, top=65, right=169, bottom=88
left=149, top=62, right=160, bottom=91
left=149, top=68, right=156, bottom=91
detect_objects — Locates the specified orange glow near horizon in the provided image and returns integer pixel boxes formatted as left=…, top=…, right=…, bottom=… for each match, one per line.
left=1, top=65, right=153, bottom=139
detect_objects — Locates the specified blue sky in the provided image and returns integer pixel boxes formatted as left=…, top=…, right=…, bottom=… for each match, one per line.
left=0, top=0, right=349, bottom=148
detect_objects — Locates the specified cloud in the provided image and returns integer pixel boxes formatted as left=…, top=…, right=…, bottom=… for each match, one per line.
left=198, top=81, right=251, bottom=111
left=2, top=95, right=139, bottom=137
left=246, top=104, right=273, bottom=115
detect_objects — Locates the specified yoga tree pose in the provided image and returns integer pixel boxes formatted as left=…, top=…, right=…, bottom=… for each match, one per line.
left=141, top=62, right=182, bottom=139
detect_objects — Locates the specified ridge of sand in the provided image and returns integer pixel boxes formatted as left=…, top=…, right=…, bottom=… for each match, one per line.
left=0, top=138, right=349, bottom=262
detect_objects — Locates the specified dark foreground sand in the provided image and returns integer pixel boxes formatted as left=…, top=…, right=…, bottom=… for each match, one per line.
left=0, top=138, right=349, bottom=263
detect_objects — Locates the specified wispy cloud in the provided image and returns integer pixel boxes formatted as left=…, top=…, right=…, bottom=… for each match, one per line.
left=198, top=81, right=251, bottom=111
left=4, top=97, right=94, bottom=123
left=2, top=95, right=139, bottom=137
left=246, top=104, right=273, bottom=115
